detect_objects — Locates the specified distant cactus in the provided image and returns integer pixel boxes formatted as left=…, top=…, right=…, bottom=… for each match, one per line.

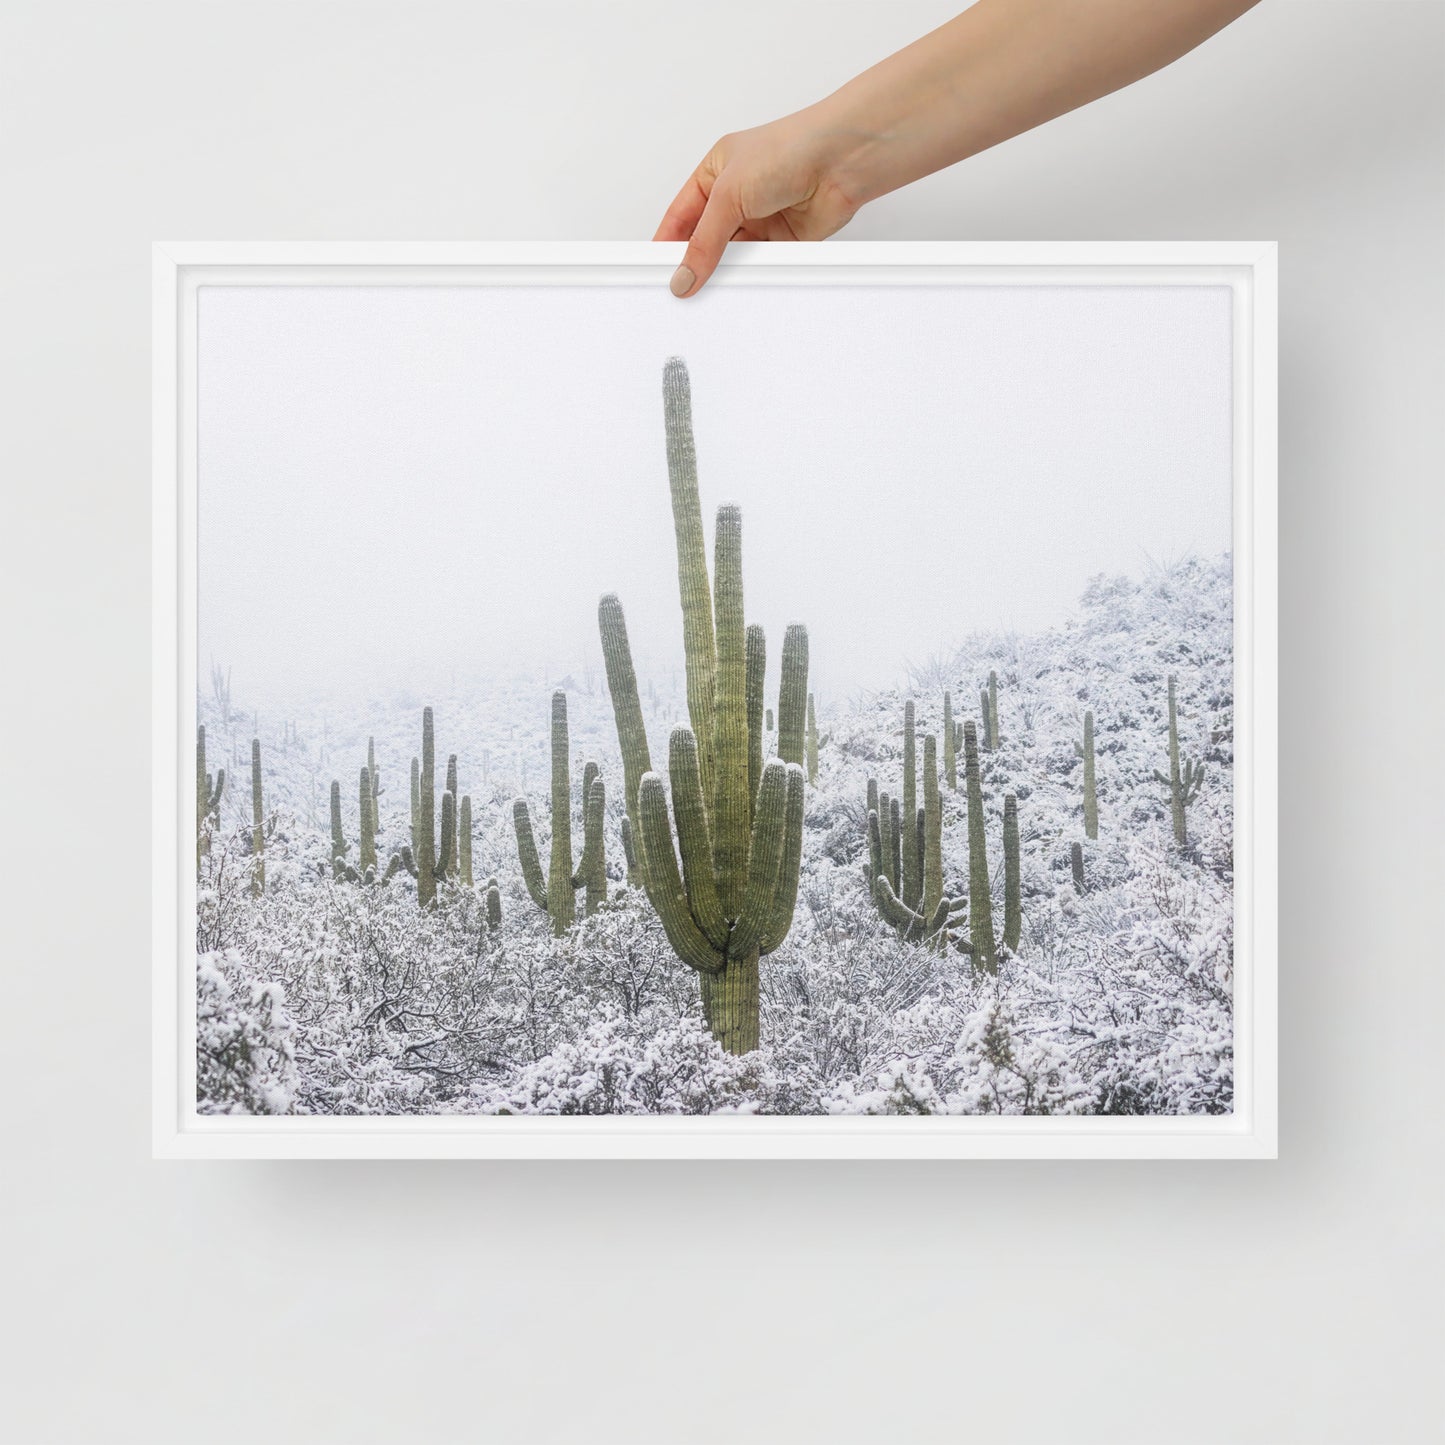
left=366, top=737, right=382, bottom=838
left=1153, top=674, right=1205, bottom=847
left=414, top=707, right=455, bottom=907
left=865, top=718, right=964, bottom=949
left=963, top=721, right=996, bottom=971
left=409, top=755, right=420, bottom=854
left=1002, top=794, right=1021, bottom=952
left=806, top=693, right=819, bottom=784
left=485, top=876, right=503, bottom=929
left=597, top=357, right=807, bottom=1054
left=249, top=739, right=265, bottom=896
left=900, top=701, right=920, bottom=911
left=1075, top=710, right=1098, bottom=840
left=979, top=688, right=992, bottom=751
left=330, top=781, right=360, bottom=882
left=196, top=725, right=224, bottom=872
left=513, top=691, right=610, bottom=932
left=765, top=707, right=774, bottom=732
left=443, top=754, right=460, bottom=879
left=459, top=795, right=473, bottom=888
left=359, top=768, right=378, bottom=877
left=987, top=670, right=1000, bottom=751
left=942, top=691, right=956, bottom=790
left=1071, top=841, right=1086, bottom=894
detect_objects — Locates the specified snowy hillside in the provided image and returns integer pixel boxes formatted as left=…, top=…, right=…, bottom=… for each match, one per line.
left=195, top=554, right=1233, bottom=1116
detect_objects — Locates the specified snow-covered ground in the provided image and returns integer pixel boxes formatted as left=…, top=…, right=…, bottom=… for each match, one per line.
left=196, top=553, right=1233, bottom=1116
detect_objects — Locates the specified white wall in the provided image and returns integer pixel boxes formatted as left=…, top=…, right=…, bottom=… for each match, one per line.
left=2, top=3, right=1440, bottom=1441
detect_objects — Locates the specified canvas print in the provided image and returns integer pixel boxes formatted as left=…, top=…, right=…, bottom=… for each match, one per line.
left=194, top=281, right=1234, bottom=1117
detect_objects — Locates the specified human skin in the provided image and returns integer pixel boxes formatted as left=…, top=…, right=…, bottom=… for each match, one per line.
left=656, top=0, right=1262, bottom=297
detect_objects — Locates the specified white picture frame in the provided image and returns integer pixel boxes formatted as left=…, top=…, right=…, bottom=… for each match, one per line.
left=153, top=241, right=1277, bottom=1159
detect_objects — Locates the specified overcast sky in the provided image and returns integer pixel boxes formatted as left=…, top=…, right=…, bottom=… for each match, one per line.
left=198, top=280, right=1232, bottom=709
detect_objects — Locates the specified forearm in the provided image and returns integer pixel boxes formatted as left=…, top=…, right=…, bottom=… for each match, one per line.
left=804, top=0, right=1260, bottom=207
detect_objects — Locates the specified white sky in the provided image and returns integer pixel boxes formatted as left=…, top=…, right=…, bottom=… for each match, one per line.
left=198, top=281, right=1231, bottom=708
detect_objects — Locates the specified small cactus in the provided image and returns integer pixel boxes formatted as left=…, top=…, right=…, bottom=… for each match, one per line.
left=963, top=721, right=996, bottom=971
left=1071, top=841, right=1086, bottom=894
left=1152, top=674, right=1205, bottom=847
left=250, top=738, right=265, bottom=897
left=196, top=725, right=224, bottom=872
left=485, top=876, right=503, bottom=929
left=330, top=780, right=360, bottom=882
left=1002, top=794, right=1021, bottom=953
left=1075, top=710, right=1098, bottom=840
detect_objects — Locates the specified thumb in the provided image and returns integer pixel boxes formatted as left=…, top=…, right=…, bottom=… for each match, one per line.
left=670, top=179, right=744, bottom=298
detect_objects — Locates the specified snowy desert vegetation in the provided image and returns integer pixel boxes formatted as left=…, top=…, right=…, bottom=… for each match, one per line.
left=194, top=358, right=1233, bottom=1117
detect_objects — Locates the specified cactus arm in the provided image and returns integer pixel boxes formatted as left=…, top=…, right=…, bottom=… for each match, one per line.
left=709, top=504, right=751, bottom=918
left=639, top=772, right=724, bottom=976
left=757, top=762, right=805, bottom=956
left=444, top=754, right=460, bottom=877
left=923, top=734, right=943, bottom=917
left=545, top=691, right=576, bottom=933
left=775, top=624, right=809, bottom=768
left=963, top=720, right=997, bottom=971
left=874, top=875, right=930, bottom=940
left=410, top=756, right=420, bottom=852
left=619, top=814, right=639, bottom=883
left=417, top=709, right=437, bottom=906
left=663, top=357, right=718, bottom=801
left=598, top=594, right=654, bottom=859
left=581, top=776, right=606, bottom=915
left=988, top=670, right=1000, bottom=750
left=668, top=727, right=728, bottom=949
left=745, top=623, right=766, bottom=826
left=436, top=790, right=456, bottom=881
left=1002, top=793, right=1021, bottom=952
left=806, top=693, right=819, bottom=785
left=867, top=807, right=884, bottom=884
left=730, top=759, right=788, bottom=959
left=360, top=767, right=378, bottom=876
left=901, top=701, right=919, bottom=909
left=877, top=789, right=893, bottom=890
left=512, top=799, right=549, bottom=910
left=887, top=796, right=903, bottom=893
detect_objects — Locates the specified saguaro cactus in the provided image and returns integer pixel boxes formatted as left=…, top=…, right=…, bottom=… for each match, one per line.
left=1075, top=710, right=1098, bottom=840
left=443, top=754, right=460, bottom=879
left=414, top=707, right=455, bottom=907
left=196, top=725, right=224, bottom=871
left=900, top=701, right=920, bottom=910
left=987, top=670, right=1000, bottom=751
left=806, top=693, right=819, bottom=785
left=250, top=738, right=265, bottom=897
left=366, top=737, right=382, bottom=839
left=1071, top=841, right=1086, bottom=894
left=1153, top=674, right=1205, bottom=847
left=865, top=724, right=963, bottom=948
left=485, top=876, right=503, bottom=929
left=765, top=707, right=774, bottom=732
left=942, top=691, right=956, bottom=790
left=1002, top=793, right=1021, bottom=953
left=459, top=796, right=473, bottom=888
left=513, top=691, right=609, bottom=932
left=329, top=780, right=362, bottom=882
left=409, top=755, right=420, bottom=854
left=598, top=359, right=808, bottom=1054
left=962, top=720, right=996, bottom=971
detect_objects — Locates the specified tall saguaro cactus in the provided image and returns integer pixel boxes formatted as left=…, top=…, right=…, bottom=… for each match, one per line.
left=414, top=706, right=455, bottom=907
left=598, top=358, right=809, bottom=1054
left=250, top=738, right=265, bottom=897
left=1002, top=793, right=1021, bottom=952
left=900, top=701, right=920, bottom=911
left=1153, top=674, right=1205, bottom=847
left=1076, top=710, right=1098, bottom=840
left=865, top=721, right=962, bottom=948
left=359, top=767, right=378, bottom=877
left=196, top=725, right=224, bottom=872
left=987, top=670, right=1000, bottom=751
left=459, top=796, right=473, bottom=888
left=513, top=691, right=609, bottom=933
left=963, top=720, right=996, bottom=971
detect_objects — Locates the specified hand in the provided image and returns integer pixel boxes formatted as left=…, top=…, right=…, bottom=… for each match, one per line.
left=654, top=112, right=864, bottom=299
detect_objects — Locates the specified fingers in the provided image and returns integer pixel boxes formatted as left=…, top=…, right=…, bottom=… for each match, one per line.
left=670, top=178, right=744, bottom=298
left=653, top=175, right=708, bottom=243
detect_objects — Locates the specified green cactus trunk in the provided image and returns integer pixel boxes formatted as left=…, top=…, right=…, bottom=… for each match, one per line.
left=663, top=356, right=718, bottom=804
left=196, top=725, right=224, bottom=873
left=922, top=734, right=943, bottom=918
left=459, top=795, right=472, bottom=888
left=367, top=737, right=380, bottom=840
left=901, top=701, right=920, bottom=910
left=410, top=756, right=420, bottom=856
left=250, top=738, right=264, bottom=897
left=988, top=670, right=1000, bottom=751
left=979, top=689, right=992, bottom=751
left=330, top=780, right=348, bottom=880
left=1081, top=710, right=1098, bottom=840
left=745, top=624, right=766, bottom=825
left=485, top=877, right=503, bottom=929
left=581, top=775, right=606, bottom=915
left=1002, top=793, right=1021, bottom=953
left=546, top=690, right=576, bottom=934
left=765, top=707, right=774, bottom=732
left=942, top=691, right=956, bottom=790
left=963, top=720, right=996, bottom=972
left=444, top=754, right=460, bottom=878
left=1071, top=841, right=1086, bottom=894
left=417, top=708, right=437, bottom=907
left=360, top=767, right=378, bottom=877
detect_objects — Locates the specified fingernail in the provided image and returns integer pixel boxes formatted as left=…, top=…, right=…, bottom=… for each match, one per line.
left=669, top=265, right=695, bottom=298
